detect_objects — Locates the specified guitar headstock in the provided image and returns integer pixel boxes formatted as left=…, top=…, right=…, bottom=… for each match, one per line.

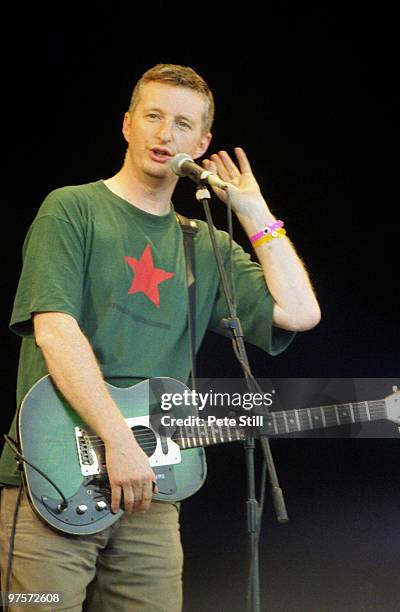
left=385, top=386, right=400, bottom=424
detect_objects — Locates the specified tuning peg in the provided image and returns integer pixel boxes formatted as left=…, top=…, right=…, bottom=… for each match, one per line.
left=392, top=385, right=398, bottom=392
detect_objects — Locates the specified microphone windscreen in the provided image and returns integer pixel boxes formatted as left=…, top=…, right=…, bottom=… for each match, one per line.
left=170, top=153, right=193, bottom=177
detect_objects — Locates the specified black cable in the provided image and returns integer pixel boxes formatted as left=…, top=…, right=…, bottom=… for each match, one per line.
left=2, top=484, right=23, bottom=612
left=3, top=435, right=69, bottom=510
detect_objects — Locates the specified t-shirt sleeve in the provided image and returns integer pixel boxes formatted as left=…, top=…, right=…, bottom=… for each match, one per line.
left=207, top=235, right=296, bottom=356
left=10, top=213, right=85, bottom=337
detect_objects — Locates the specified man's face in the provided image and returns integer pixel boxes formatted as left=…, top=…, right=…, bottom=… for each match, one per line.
left=123, top=81, right=212, bottom=182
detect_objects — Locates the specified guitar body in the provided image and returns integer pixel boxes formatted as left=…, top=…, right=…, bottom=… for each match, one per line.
left=18, top=376, right=206, bottom=535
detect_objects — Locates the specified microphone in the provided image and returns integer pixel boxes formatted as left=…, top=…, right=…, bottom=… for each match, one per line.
left=170, top=153, right=229, bottom=191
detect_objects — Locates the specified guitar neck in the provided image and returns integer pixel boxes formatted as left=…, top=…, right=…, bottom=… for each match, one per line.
left=172, top=420, right=246, bottom=449
left=172, top=399, right=387, bottom=447
left=263, top=399, right=387, bottom=436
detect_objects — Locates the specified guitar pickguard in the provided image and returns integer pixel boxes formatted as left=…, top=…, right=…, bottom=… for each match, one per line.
left=75, top=415, right=182, bottom=477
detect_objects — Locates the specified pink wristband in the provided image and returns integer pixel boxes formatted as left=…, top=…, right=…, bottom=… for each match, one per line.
left=250, top=220, right=284, bottom=244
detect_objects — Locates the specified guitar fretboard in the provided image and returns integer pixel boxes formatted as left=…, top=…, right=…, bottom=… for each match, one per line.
left=172, top=399, right=387, bottom=447
left=263, top=400, right=386, bottom=436
left=173, top=422, right=245, bottom=448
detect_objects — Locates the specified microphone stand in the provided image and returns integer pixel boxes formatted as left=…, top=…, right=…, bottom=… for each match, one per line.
left=195, top=183, right=288, bottom=612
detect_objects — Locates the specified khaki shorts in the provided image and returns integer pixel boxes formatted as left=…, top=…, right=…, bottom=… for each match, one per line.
left=0, top=486, right=183, bottom=611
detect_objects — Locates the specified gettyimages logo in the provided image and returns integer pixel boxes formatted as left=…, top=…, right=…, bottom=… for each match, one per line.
left=160, top=389, right=274, bottom=412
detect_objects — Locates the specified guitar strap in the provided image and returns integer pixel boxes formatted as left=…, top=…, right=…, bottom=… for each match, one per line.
left=176, top=213, right=198, bottom=388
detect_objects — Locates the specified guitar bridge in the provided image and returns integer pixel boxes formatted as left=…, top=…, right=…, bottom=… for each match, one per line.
left=75, top=427, right=100, bottom=476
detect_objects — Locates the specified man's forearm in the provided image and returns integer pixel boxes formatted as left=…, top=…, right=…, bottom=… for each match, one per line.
left=237, top=204, right=321, bottom=331
left=201, top=148, right=321, bottom=332
left=33, top=311, right=157, bottom=513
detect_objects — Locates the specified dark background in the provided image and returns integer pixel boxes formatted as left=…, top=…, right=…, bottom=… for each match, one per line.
left=1, top=6, right=399, bottom=611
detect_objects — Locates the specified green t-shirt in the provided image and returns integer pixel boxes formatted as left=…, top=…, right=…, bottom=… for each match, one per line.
left=0, top=180, right=295, bottom=484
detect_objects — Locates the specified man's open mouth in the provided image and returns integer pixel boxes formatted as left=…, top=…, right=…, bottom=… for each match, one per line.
left=150, top=148, right=173, bottom=162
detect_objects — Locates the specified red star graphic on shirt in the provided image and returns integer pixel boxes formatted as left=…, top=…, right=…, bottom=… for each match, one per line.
left=124, top=244, right=174, bottom=308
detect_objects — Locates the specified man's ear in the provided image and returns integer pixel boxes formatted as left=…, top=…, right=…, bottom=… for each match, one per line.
left=122, top=112, right=132, bottom=143
left=193, top=132, right=212, bottom=160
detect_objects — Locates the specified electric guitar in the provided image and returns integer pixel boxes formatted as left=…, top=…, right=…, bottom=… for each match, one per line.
left=17, top=375, right=400, bottom=535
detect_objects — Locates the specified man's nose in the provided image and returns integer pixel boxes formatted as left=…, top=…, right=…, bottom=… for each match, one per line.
left=156, top=119, right=173, bottom=142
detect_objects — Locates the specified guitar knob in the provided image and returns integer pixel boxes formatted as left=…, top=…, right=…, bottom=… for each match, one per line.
left=76, top=504, right=88, bottom=514
left=96, top=501, right=107, bottom=511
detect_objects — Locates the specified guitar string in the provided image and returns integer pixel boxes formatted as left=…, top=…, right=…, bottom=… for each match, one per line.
left=85, top=427, right=242, bottom=447
left=83, top=413, right=386, bottom=445
left=80, top=399, right=386, bottom=444
left=82, top=399, right=386, bottom=442
left=76, top=400, right=387, bottom=455
left=79, top=427, right=243, bottom=453
left=84, top=429, right=239, bottom=441
left=83, top=410, right=387, bottom=443
left=75, top=399, right=389, bottom=458
left=81, top=399, right=386, bottom=440
left=83, top=424, right=242, bottom=439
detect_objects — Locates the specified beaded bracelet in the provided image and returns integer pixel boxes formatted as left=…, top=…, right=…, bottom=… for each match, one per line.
left=252, top=227, right=286, bottom=248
